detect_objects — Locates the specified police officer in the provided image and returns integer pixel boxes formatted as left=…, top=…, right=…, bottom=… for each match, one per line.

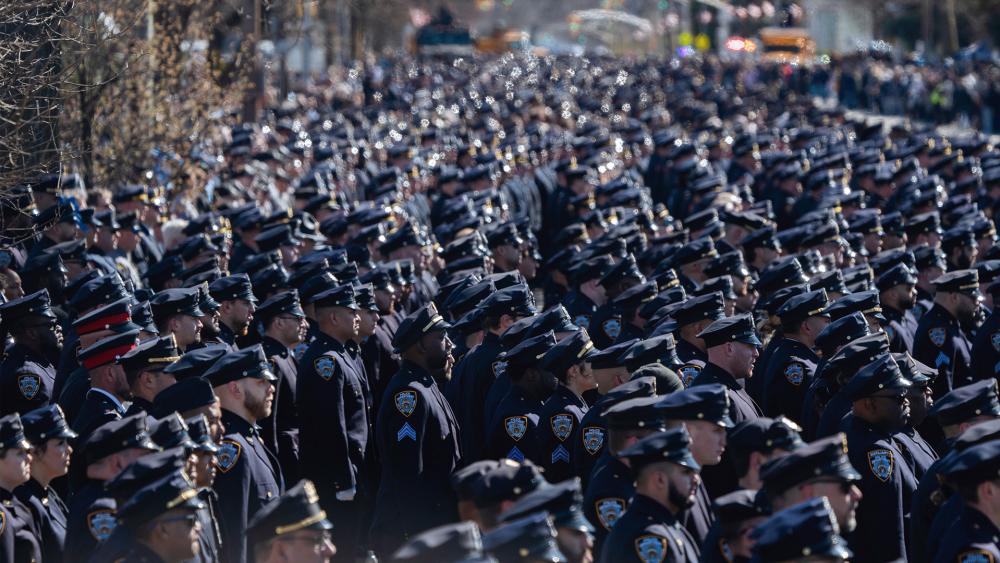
left=813, top=334, right=890, bottom=439
left=119, top=335, right=181, bottom=417
left=561, top=255, right=614, bottom=333
left=185, top=414, right=223, bottom=563
left=700, top=489, right=769, bottom=563
left=370, top=303, right=461, bottom=556
left=913, top=269, right=980, bottom=397
left=65, top=415, right=159, bottom=561
left=691, top=314, right=763, bottom=423
left=114, top=470, right=205, bottom=563
left=610, top=281, right=659, bottom=345
left=762, top=290, right=830, bottom=422
left=296, top=284, right=370, bottom=558
left=971, top=278, right=1000, bottom=380
left=484, top=332, right=558, bottom=464
left=150, top=288, right=205, bottom=352
left=877, top=264, right=920, bottom=354
left=203, top=345, right=283, bottom=563
left=0, top=414, right=42, bottom=563
left=657, top=384, right=734, bottom=545
left=481, top=512, right=565, bottom=562
left=670, top=292, right=726, bottom=386
left=391, top=521, right=491, bottom=562
left=726, top=416, right=804, bottom=491
left=0, top=289, right=62, bottom=416
left=932, top=440, right=1000, bottom=562
left=246, top=480, right=336, bottom=563
left=893, top=353, right=940, bottom=480
left=72, top=329, right=140, bottom=442
left=589, top=254, right=645, bottom=349
left=469, top=459, right=547, bottom=533
left=15, top=405, right=76, bottom=563
left=600, top=428, right=702, bottom=563
left=499, top=478, right=594, bottom=563
left=583, top=395, right=664, bottom=554
left=536, top=331, right=597, bottom=483
left=573, top=351, right=653, bottom=484
left=208, top=274, right=257, bottom=349
left=749, top=497, right=853, bottom=563
left=448, top=284, right=535, bottom=462
left=255, top=290, right=307, bottom=482
left=840, top=354, right=917, bottom=563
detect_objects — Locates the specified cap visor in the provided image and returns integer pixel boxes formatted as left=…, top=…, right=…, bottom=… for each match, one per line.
left=738, top=334, right=763, bottom=347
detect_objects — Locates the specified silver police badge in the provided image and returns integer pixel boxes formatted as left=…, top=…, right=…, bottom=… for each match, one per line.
left=602, top=319, right=622, bottom=340
left=215, top=440, right=242, bottom=473
left=635, top=535, right=668, bottom=563
left=314, top=356, right=336, bottom=381
left=395, top=391, right=417, bottom=417
left=551, top=414, right=573, bottom=442
left=87, top=509, right=117, bottom=541
left=505, top=416, right=528, bottom=441
left=595, top=498, right=625, bottom=530
left=784, top=363, right=805, bottom=386
left=868, top=448, right=894, bottom=482
left=582, top=426, right=604, bottom=455
left=929, top=327, right=946, bottom=347
left=17, top=373, right=40, bottom=400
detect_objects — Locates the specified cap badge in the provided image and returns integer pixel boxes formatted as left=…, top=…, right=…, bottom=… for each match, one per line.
left=784, top=363, right=805, bottom=386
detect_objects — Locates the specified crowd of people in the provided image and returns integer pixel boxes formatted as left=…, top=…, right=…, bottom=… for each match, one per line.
left=2, top=49, right=1000, bottom=563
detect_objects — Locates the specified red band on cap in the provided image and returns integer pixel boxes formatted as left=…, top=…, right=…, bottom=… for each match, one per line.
left=76, top=312, right=131, bottom=336
left=82, top=342, right=137, bottom=370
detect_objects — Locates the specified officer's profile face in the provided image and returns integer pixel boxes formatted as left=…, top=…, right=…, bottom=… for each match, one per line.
left=186, top=399, right=224, bottom=443
left=728, top=341, right=759, bottom=378
left=420, top=330, right=453, bottom=373
left=193, top=450, right=216, bottom=487
left=240, top=377, right=275, bottom=420
left=149, top=507, right=201, bottom=561
left=31, top=437, right=72, bottom=479
left=591, top=366, right=627, bottom=395
left=555, top=527, right=593, bottom=563
left=684, top=420, right=726, bottom=466
left=0, top=447, right=31, bottom=488
left=265, top=529, right=336, bottom=563
left=867, top=390, right=910, bottom=428
left=802, top=478, right=861, bottom=533
left=170, top=314, right=202, bottom=347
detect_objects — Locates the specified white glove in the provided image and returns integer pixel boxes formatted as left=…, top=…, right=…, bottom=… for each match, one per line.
left=335, top=487, right=356, bottom=502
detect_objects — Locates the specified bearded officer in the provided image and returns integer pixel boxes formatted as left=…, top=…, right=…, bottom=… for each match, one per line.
left=208, top=274, right=257, bottom=350
left=840, top=354, right=917, bottom=563
left=369, top=303, right=460, bottom=556
left=599, top=428, right=702, bottom=563
left=0, top=290, right=63, bottom=416
left=203, top=345, right=283, bottom=563
left=913, top=270, right=980, bottom=397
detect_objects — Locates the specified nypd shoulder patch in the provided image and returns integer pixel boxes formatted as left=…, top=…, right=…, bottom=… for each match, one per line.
left=314, top=356, right=337, bottom=381
left=958, top=550, right=996, bottom=563
left=784, top=362, right=805, bottom=386
left=87, top=509, right=117, bottom=541
left=602, top=318, right=622, bottom=340
left=17, top=372, right=41, bottom=400
left=574, top=315, right=591, bottom=330
left=582, top=426, right=605, bottom=455
left=492, top=360, right=508, bottom=377
left=679, top=364, right=702, bottom=387
left=635, top=535, right=668, bottom=563
left=595, top=497, right=626, bottom=530
left=505, top=416, right=528, bottom=441
left=215, top=440, right=242, bottom=473
left=395, top=390, right=417, bottom=417
left=992, top=332, right=1000, bottom=353
left=551, top=413, right=573, bottom=442
left=868, top=448, right=894, bottom=482
left=929, top=327, right=946, bottom=348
